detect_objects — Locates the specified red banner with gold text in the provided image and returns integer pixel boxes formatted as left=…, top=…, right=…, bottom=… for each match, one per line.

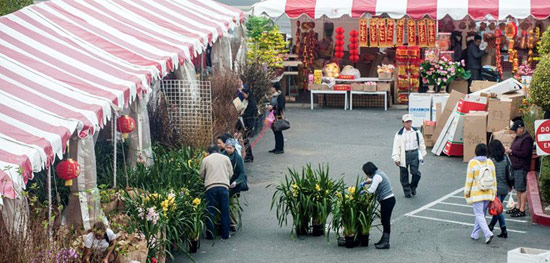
left=396, top=19, right=405, bottom=46
left=418, top=19, right=427, bottom=47
left=387, top=19, right=395, bottom=47
left=378, top=19, right=387, bottom=47
left=370, top=18, right=378, bottom=47
left=407, top=19, right=417, bottom=46
left=360, top=18, right=368, bottom=47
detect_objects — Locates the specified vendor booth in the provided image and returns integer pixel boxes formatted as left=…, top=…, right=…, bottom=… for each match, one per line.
left=252, top=0, right=550, bottom=109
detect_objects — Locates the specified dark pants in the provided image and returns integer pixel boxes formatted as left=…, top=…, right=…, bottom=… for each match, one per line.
left=489, top=194, right=507, bottom=228
left=205, top=187, right=230, bottom=239
left=244, top=133, right=253, bottom=161
left=380, top=197, right=396, bottom=234
left=400, top=150, right=421, bottom=195
left=273, top=129, right=284, bottom=151
left=471, top=69, right=481, bottom=81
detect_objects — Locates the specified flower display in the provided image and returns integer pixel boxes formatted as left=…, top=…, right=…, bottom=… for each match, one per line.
left=246, top=17, right=289, bottom=69
left=420, top=56, right=471, bottom=88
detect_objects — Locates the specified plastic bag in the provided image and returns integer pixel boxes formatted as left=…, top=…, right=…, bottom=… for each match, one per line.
left=489, top=197, right=503, bottom=216
left=264, top=111, right=275, bottom=127
left=507, top=194, right=516, bottom=210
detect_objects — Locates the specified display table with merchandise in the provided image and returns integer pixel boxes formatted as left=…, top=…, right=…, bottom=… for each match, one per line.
left=310, top=90, right=348, bottom=110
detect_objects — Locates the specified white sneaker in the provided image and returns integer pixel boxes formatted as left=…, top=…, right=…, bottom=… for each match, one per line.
left=485, top=233, right=494, bottom=244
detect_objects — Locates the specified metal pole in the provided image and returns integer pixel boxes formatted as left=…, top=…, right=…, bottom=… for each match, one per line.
left=200, top=52, right=205, bottom=81
left=113, top=114, right=117, bottom=188
left=47, top=167, right=52, bottom=238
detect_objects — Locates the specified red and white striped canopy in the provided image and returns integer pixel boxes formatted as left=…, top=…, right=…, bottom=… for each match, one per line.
left=0, top=0, right=243, bottom=199
left=252, top=0, right=550, bottom=20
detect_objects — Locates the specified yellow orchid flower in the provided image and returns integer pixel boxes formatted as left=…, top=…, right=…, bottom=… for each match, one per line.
left=315, top=184, right=321, bottom=192
left=192, top=198, right=201, bottom=206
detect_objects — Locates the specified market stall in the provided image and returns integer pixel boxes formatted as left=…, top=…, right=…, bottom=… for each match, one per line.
left=252, top=0, right=550, bottom=109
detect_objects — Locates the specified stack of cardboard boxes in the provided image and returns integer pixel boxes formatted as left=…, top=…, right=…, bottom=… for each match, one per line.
left=422, top=78, right=524, bottom=162
left=422, top=120, right=436, bottom=148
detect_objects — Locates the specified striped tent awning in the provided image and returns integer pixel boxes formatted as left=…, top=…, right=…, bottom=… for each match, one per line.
left=0, top=0, right=244, bottom=199
left=252, top=0, right=550, bottom=20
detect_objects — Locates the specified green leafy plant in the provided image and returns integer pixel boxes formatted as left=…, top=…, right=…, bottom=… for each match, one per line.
left=0, top=0, right=32, bottom=16
left=246, top=16, right=288, bottom=69
left=540, top=157, right=550, bottom=205
left=530, top=54, right=550, bottom=112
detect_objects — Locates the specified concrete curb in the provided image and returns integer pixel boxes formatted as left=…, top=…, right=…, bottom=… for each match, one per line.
left=526, top=171, right=550, bottom=226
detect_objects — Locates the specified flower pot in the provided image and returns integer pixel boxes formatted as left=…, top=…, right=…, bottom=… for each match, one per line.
left=427, top=85, right=435, bottom=93
left=188, top=239, right=200, bottom=253
left=295, top=225, right=308, bottom=236
left=344, top=235, right=358, bottom=248
left=311, top=224, right=324, bottom=236
left=358, top=233, right=369, bottom=247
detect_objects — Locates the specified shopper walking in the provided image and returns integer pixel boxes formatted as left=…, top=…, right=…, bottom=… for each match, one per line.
left=268, top=82, right=285, bottom=154
left=488, top=139, right=512, bottom=238
left=464, top=143, right=497, bottom=244
left=392, top=114, right=427, bottom=198
left=506, top=120, right=534, bottom=218
left=223, top=139, right=248, bottom=232
left=199, top=144, right=233, bottom=240
left=362, top=162, right=396, bottom=249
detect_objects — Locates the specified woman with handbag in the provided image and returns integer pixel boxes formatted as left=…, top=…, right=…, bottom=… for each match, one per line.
left=267, top=82, right=286, bottom=154
left=488, top=140, right=512, bottom=238
left=464, top=143, right=497, bottom=244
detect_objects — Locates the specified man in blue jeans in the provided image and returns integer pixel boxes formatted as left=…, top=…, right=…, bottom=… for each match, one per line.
left=199, top=144, right=234, bottom=239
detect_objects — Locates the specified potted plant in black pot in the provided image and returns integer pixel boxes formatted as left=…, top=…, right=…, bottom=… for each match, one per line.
left=357, top=187, right=379, bottom=247
left=310, top=164, right=343, bottom=236
left=331, top=183, right=361, bottom=248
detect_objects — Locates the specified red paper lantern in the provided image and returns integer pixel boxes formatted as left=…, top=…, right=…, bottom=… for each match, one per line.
left=335, top=46, right=343, bottom=52
left=336, top=34, right=345, bottom=40
left=56, top=158, right=81, bottom=186
left=350, top=30, right=359, bottom=37
left=117, top=115, right=136, bottom=137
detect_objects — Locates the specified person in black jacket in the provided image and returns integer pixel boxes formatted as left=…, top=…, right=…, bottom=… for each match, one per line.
left=241, top=87, right=257, bottom=162
left=224, top=138, right=247, bottom=232
left=466, top=35, right=486, bottom=81
left=268, top=82, right=285, bottom=154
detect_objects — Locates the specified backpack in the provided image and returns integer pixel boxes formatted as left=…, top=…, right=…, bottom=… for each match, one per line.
left=475, top=160, right=494, bottom=191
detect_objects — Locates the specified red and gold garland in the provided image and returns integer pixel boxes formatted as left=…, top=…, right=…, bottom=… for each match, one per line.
left=495, top=29, right=503, bottom=79
left=407, top=19, right=417, bottom=46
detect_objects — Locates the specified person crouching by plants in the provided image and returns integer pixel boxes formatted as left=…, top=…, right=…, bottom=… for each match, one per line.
left=361, top=162, right=395, bottom=249
left=200, top=144, right=234, bottom=240
left=83, top=222, right=118, bottom=263
left=224, top=138, right=249, bottom=232
left=464, top=143, right=497, bottom=244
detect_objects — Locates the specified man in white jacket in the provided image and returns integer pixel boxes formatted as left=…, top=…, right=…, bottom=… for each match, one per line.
left=392, top=114, right=427, bottom=198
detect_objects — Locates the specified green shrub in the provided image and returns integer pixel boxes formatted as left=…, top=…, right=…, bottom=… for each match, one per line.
left=0, top=0, right=33, bottom=16
left=529, top=55, right=550, bottom=111
left=540, top=157, right=550, bottom=204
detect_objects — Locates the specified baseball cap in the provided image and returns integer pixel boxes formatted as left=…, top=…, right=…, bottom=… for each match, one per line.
left=402, top=114, right=413, bottom=122
left=510, top=120, right=524, bottom=131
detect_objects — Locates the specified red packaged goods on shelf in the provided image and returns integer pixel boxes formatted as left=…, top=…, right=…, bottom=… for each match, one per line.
left=337, top=75, right=355, bottom=80
left=334, top=84, right=351, bottom=91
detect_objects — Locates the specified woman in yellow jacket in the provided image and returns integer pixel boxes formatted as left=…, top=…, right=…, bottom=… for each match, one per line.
left=464, top=143, right=497, bottom=244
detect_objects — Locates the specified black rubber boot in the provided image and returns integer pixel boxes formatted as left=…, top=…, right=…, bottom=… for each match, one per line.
left=497, top=226, right=508, bottom=238
left=488, top=222, right=495, bottom=232
left=375, top=233, right=390, bottom=249
left=374, top=234, right=385, bottom=246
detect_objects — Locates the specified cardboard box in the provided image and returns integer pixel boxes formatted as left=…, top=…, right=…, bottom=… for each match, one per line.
left=470, top=80, right=497, bottom=93
left=463, top=111, right=488, bottom=162
left=377, top=82, right=391, bottom=92
left=424, top=136, right=435, bottom=148
left=507, top=247, right=550, bottom=263
left=501, top=91, right=526, bottom=119
left=472, top=78, right=521, bottom=95
left=487, top=99, right=512, bottom=132
left=432, top=94, right=450, bottom=121
left=409, top=93, right=432, bottom=128
left=422, top=120, right=436, bottom=136
left=350, top=83, right=364, bottom=91
left=490, top=129, right=517, bottom=148
left=433, top=90, right=466, bottom=149
left=456, top=95, right=488, bottom=113
left=364, top=84, right=377, bottom=92
left=449, top=79, right=469, bottom=94
left=435, top=103, right=443, bottom=123
left=378, top=72, right=392, bottom=80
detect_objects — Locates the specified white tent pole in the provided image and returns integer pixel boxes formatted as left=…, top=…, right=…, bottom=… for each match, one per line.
left=47, top=167, right=52, bottom=238
left=113, top=114, right=117, bottom=188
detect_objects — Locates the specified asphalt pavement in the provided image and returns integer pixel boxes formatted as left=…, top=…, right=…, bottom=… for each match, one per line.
left=175, top=105, right=550, bottom=263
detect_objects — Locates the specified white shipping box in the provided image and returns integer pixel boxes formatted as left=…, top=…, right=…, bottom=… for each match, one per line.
left=409, top=93, right=432, bottom=128
left=508, top=247, right=550, bottom=263
left=431, top=94, right=450, bottom=122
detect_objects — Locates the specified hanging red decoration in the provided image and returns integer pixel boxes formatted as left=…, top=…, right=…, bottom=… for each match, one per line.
left=495, top=29, right=503, bottom=79
left=56, top=158, right=81, bottom=186
left=295, top=21, right=301, bottom=55
left=117, top=115, right=136, bottom=140
left=387, top=19, right=395, bottom=47
left=360, top=18, right=368, bottom=47
left=334, top=27, right=345, bottom=58
left=369, top=18, right=378, bottom=47
left=349, top=30, right=359, bottom=63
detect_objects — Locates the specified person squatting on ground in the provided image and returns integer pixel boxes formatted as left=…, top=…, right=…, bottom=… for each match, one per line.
left=506, top=120, right=534, bottom=218
left=223, top=138, right=248, bottom=232
left=83, top=222, right=118, bottom=263
left=464, top=143, right=497, bottom=244
left=392, top=114, right=427, bottom=198
left=217, top=133, right=242, bottom=157
left=361, top=162, right=396, bottom=249
left=268, top=82, right=285, bottom=154
left=488, top=139, right=512, bottom=238
left=200, top=144, right=233, bottom=240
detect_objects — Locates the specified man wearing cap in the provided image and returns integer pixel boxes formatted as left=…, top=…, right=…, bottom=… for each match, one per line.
left=505, top=120, right=534, bottom=217
left=392, top=114, right=427, bottom=198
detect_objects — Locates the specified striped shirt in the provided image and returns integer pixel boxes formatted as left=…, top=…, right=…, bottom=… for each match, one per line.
left=464, top=159, right=497, bottom=205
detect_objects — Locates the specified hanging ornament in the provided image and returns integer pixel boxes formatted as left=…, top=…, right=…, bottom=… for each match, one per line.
left=407, top=19, right=417, bottom=46
left=418, top=19, right=427, bottom=47
left=117, top=115, right=136, bottom=140
left=528, top=30, right=535, bottom=64
left=360, top=18, right=368, bottom=47
left=295, top=21, right=301, bottom=55
left=369, top=18, right=378, bottom=47
left=378, top=19, right=387, bottom=47
left=427, top=19, right=436, bottom=47
left=334, top=27, right=345, bottom=58
left=56, top=158, right=81, bottom=186
left=495, top=29, right=503, bottom=79
left=349, top=30, right=359, bottom=63
left=396, top=19, right=405, bottom=46
left=387, top=19, right=395, bottom=47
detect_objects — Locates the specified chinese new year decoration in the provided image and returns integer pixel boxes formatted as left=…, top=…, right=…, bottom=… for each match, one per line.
left=427, top=19, right=436, bottom=47
left=359, top=18, right=368, bottom=47
left=349, top=30, right=359, bottom=63
left=369, top=18, right=378, bottom=47
left=295, top=21, right=301, bottom=55
left=56, top=158, right=81, bottom=186
left=299, top=22, right=316, bottom=89
left=387, top=19, right=395, bottom=47
left=334, top=27, right=345, bottom=58
left=407, top=20, right=417, bottom=46
left=396, top=19, right=405, bottom=46
left=505, top=22, right=518, bottom=75
left=378, top=19, right=387, bottom=47
left=528, top=29, right=535, bottom=64
left=495, top=29, right=503, bottom=79
left=117, top=115, right=136, bottom=140
left=418, top=19, right=427, bottom=47
left=396, top=46, right=421, bottom=104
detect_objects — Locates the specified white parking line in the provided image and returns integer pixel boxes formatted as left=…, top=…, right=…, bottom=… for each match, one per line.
left=405, top=187, right=528, bottom=234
